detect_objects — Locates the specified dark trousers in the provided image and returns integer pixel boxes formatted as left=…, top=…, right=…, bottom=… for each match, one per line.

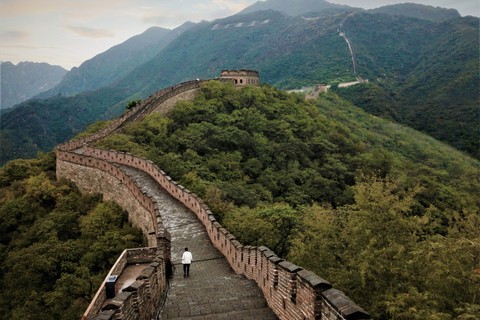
left=183, top=263, right=190, bottom=276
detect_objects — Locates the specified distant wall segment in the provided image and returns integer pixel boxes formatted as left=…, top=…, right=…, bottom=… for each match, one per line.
left=56, top=72, right=370, bottom=320
left=56, top=156, right=158, bottom=246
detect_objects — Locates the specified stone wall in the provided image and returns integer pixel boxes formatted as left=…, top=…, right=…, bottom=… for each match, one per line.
left=56, top=151, right=172, bottom=320
left=83, top=247, right=166, bottom=320
left=56, top=74, right=370, bottom=320
left=58, top=146, right=370, bottom=320
left=56, top=80, right=207, bottom=153
left=56, top=154, right=159, bottom=246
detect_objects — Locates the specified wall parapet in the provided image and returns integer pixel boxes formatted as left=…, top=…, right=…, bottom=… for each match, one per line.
left=56, top=79, right=207, bottom=153
left=82, top=247, right=166, bottom=320
left=58, top=145, right=370, bottom=320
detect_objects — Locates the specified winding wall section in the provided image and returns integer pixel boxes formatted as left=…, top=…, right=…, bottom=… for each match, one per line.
left=56, top=78, right=371, bottom=320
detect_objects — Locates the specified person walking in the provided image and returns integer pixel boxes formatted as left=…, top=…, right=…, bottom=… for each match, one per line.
left=182, top=247, right=193, bottom=277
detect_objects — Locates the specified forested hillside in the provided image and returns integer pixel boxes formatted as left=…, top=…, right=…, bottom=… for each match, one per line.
left=368, top=3, right=461, bottom=21
left=0, top=86, right=128, bottom=164
left=239, top=0, right=352, bottom=16
left=94, top=81, right=480, bottom=319
left=335, top=14, right=479, bottom=158
left=0, top=153, right=144, bottom=319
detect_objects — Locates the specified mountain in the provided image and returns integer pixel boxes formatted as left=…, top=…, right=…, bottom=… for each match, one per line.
left=0, top=62, right=67, bottom=109
left=239, top=0, right=354, bottom=16
left=117, top=10, right=354, bottom=94
left=35, top=23, right=195, bottom=99
left=331, top=14, right=479, bottom=158
left=1, top=1, right=478, bottom=165
left=0, top=85, right=128, bottom=164
left=369, top=3, right=461, bottom=21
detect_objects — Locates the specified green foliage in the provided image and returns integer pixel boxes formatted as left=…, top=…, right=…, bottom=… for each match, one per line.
left=288, top=176, right=480, bottom=319
left=126, top=99, right=142, bottom=110
left=0, top=156, right=144, bottom=319
left=0, top=152, right=55, bottom=187
left=97, top=81, right=480, bottom=318
left=224, top=203, right=301, bottom=257
left=97, top=82, right=361, bottom=210
left=73, top=119, right=114, bottom=139
left=0, top=86, right=129, bottom=165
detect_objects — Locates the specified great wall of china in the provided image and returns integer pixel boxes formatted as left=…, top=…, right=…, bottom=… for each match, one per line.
left=55, top=70, right=371, bottom=320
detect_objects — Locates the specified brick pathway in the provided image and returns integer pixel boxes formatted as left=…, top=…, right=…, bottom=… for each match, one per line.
left=120, top=165, right=277, bottom=320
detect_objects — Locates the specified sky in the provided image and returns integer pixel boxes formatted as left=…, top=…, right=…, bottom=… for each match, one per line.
left=1, top=0, right=478, bottom=70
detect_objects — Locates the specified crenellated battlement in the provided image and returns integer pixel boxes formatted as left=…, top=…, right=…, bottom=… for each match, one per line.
left=56, top=72, right=370, bottom=320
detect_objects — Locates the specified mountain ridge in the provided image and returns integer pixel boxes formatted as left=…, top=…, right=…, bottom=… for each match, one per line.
left=34, top=22, right=196, bottom=100
left=0, top=1, right=478, bottom=165
left=239, top=0, right=355, bottom=16
left=369, top=2, right=461, bottom=21
left=0, top=61, right=67, bottom=109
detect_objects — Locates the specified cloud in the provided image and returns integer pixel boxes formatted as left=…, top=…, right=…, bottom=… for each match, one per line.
left=1, top=30, right=30, bottom=40
left=195, top=0, right=249, bottom=13
left=143, top=13, right=183, bottom=25
left=66, top=25, right=115, bottom=38
left=211, top=0, right=250, bottom=12
left=0, top=0, right=131, bottom=18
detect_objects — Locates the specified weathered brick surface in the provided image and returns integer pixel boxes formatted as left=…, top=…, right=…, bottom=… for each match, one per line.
left=84, top=248, right=167, bottom=320
left=56, top=160, right=158, bottom=247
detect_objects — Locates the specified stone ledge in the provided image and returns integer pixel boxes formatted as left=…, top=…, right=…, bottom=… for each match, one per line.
left=297, top=269, right=332, bottom=291
left=322, top=288, right=371, bottom=319
left=278, top=261, right=303, bottom=273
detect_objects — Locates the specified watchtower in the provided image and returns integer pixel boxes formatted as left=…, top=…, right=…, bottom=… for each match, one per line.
left=220, top=69, right=260, bottom=86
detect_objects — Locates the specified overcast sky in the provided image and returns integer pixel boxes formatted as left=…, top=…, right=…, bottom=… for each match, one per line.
left=1, top=0, right=478, bottom=70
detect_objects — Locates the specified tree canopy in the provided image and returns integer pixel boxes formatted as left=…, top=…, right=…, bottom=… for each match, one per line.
left=0, top=153, right=144, bottom=319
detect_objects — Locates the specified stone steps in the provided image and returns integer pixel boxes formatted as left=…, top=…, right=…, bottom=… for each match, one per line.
left=164, top=307, right=278, bottom=319
left=118, top=165, right=278, bottom=320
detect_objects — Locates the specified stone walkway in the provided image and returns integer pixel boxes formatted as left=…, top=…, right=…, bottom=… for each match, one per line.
left=120, top=165, right=278, bottom=320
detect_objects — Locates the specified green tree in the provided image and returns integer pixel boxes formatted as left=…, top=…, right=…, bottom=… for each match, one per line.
left=224, top=203, right=301, bottom=257
left=0, top=156, right=144, bottom=319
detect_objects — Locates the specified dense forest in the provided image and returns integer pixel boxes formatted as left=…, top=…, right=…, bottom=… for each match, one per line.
left=0, top=153, right=144, bottom=319
left=94, top=81, right=480, bottom=319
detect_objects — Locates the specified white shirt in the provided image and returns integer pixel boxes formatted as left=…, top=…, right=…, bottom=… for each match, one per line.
left=182, top=251, right=193, bottom=264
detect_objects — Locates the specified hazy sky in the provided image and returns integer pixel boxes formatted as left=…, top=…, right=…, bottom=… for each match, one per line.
left=1, top=0, right=478, bottom=70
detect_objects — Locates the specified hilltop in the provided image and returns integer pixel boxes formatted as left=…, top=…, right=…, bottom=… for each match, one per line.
left=93, top=81, right=480, bottom=319
left=368, top=2, right=461, bottom=21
